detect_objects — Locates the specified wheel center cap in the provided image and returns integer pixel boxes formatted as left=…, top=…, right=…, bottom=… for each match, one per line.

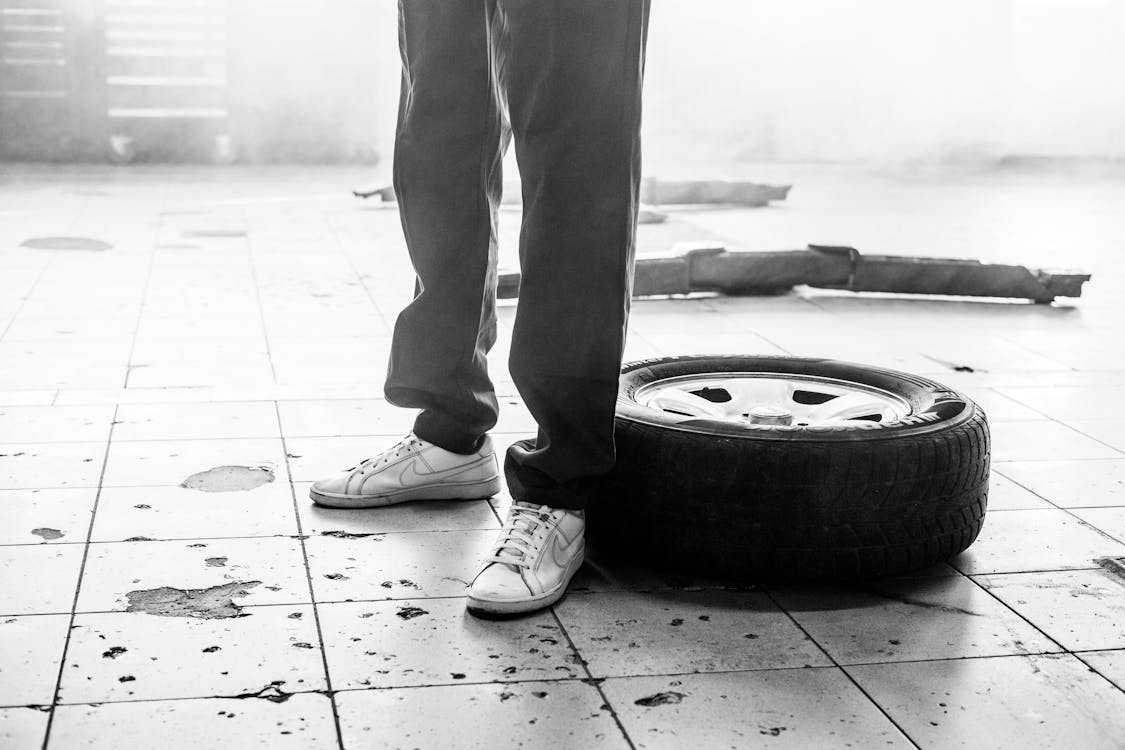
left=745, top=406, right=794, bottom=426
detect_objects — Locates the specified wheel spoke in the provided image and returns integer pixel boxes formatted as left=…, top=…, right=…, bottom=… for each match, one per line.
left=649, top=387, right=727, bottom=418
left=804, top=391, right=889, bottom=422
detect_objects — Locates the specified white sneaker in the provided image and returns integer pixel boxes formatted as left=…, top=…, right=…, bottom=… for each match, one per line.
left=466, top=501, right=585, bottom=615
left=309, top=433, right=501, bottom=508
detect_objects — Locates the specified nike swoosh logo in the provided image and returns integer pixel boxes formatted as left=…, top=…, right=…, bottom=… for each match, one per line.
left=396, top=456, right=493, bottom=488
left=549, top=529, right=582, bottom=569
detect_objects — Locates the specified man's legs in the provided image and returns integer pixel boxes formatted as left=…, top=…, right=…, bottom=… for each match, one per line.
left=384, top=0, right=508, bottom=455
left=501, top=0, right=651, bottom=509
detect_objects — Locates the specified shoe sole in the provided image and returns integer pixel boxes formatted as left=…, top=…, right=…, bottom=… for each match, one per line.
left=465, top=543, right=585, bottom=616
left=309, top=476, right=502, bottom=509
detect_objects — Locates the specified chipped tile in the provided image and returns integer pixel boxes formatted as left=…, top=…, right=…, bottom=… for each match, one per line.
left=76, top=538, right=309, bottom=613
left=318, top=598, right=580, bottom=689
left=555, top=590, right=830, bottom=678
left=102, top=438, right=289, bottom=488
left=58, top=605, right=323, bottom=704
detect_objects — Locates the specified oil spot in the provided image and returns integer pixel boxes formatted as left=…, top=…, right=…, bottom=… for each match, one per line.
left=380, top=579, right=419, bottom=589
left=532, top=691, right=548, bottom=698
left=125, top=581, right=261, bottom=619
left=133, top=504, right=151, bottom=510
left=744, top=633, right=759, bottom=639
left=21, top=236, right=113, bottom=251
left=187, top=543, right=208, bottom=548
left=202, top=646, right=221, bottom=653
left=760, top=727, right=787, bottom=736
left=125, top=536, right=154, bottom=542
left=232, top=681, right=290, bottom=703
left=498, top=691, right=515, bottom=701
left=451, top=673, right=466, bottom=680
left=102, top=646, right=127, bottom=659
left=319, top=530, right=377, bottom=539
left=324, top=573, right=348, bottom=581
left=181, top=465, right=274, bottom=492
left=204, top=557, right=228, bottom=568
left=669, top=618, right=684, bottom=627
left=395, top=606, right=428, bottom=620
left=634, top=691, right=685, bottom=707
left=954, top=365, right=976, bottom=373
left=118, top=675, right=135, bottom=683
left=291, top=642, right=314, bottom=649
left=287, top=612, right=302, bottom=619
left=31, top=528, right=64, bottom=541
left=889, top=639, right=901, bottom=645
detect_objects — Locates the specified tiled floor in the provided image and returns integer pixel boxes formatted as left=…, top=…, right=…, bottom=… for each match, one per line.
left=2, top=163, right=1125, bottom=748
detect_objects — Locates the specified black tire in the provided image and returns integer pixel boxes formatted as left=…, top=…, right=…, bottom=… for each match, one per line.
left=588, top=355, right=990, bottom=581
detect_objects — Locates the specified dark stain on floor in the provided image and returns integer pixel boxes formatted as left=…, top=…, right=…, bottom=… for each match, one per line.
left=634, top=691, right=686, bottom=707
left=124, top=581, right=262, bottom=619
left=180, top=465, right=275, bottom=492
left=395, top=606, right=428, bottom=621
left=31, top=527, right=64, bottom=540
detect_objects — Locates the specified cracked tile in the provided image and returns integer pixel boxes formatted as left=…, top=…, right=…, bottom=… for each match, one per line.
left=555, top=590, right=830, bottom=678
left=318, top=598, right=580, bottom=689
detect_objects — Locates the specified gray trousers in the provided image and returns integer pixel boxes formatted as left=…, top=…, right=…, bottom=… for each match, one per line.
left=385, top=0, right=651, bottom=510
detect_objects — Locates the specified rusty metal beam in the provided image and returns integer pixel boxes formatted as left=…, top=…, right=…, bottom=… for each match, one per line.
left=497, top=244, right=1091, bottom=303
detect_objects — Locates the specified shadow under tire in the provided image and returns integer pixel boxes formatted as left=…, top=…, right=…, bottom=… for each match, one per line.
left=588, top=355, right=990, bottom=582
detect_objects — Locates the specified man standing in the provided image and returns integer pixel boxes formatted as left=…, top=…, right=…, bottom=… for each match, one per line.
left=312, top=0, right=651, bottom=615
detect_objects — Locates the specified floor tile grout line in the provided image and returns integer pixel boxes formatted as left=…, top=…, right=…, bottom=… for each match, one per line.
left=989, top=467, right=1125, bottom=547
left=41, top=403, right=119, bottom=750
left=1070, top=651, right=1125, bottom=694
left=548, top=607, right=637, bottom=750
left=119, top=209, right=162, bottom=390
left=760, top=586, right=923, bottom=750
left=244, top=217, right=281, bottom=385
left=273, top=401, right=345, bottom=750
left=0, top=249, right=57, bottom=342
left=14, top=647, right=1123, bottom=713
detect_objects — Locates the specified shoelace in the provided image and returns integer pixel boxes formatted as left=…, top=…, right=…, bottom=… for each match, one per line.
left=352, top=435, right=421, bottom=472
left=486, top=504, right=555, bottom=570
